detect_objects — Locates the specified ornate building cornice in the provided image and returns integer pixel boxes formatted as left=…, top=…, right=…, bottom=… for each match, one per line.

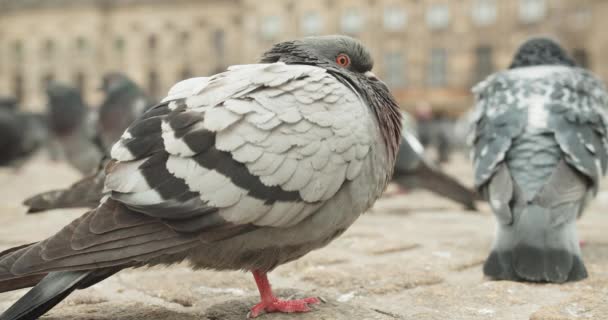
left=0, top=0, right=240, bottom=12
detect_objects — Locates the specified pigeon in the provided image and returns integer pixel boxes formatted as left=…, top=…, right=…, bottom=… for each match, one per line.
left=97, top=72, right=155, bottom=152
left=46, top=83, right=104, bottom=175
left=0, top=35, right=402, bottom=319
left=0, top=105, right=24, bottom=166
left=471, top=38, right=608, bottom=283
left=0, top=98, right=47, bottom=167
left=22, top=76, right=154, bottom=211
left=0, top=97, right=18, bottom=111
left=393, top=113, right=480, bottom=210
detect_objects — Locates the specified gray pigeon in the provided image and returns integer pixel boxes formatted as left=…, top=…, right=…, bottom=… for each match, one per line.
left=0, top=97, right=47, bottom=167
left=0, top=97, right=18, bottom=111
left=0, top=104, right=24, bottom=166
left=46, top=83, right=104, bottom=175
left=22, top=75, right=154, bottom=212
left=0, top=35, right=402, bottom=319
left=471, top=38, right=608, bottom=283
left=393, top=113, right=480, bottom=210
left=97, top=72, right=155, bottom=152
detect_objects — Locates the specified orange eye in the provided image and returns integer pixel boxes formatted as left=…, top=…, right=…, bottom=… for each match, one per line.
left=336, top=54, right=351, bottom=67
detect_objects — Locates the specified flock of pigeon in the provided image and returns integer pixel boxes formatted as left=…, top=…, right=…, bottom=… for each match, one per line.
left=0, top=35, right=606, bottom=319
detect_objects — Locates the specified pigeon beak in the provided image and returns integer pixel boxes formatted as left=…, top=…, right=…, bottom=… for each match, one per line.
left=364, top=71, right=379, bottom=82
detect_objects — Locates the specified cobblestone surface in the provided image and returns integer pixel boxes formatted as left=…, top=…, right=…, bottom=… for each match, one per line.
left=1, top=155, right=607, bottom=319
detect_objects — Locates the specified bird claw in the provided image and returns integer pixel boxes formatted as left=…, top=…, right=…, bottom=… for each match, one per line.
left=248, top=296, right=320, bottom=318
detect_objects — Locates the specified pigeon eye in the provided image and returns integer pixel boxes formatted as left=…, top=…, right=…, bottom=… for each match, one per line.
left=336, top=54, right=351, bottom=67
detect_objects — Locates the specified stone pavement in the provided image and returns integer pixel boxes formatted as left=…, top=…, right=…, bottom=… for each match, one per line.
left=0, top=155, right=607, bottom=320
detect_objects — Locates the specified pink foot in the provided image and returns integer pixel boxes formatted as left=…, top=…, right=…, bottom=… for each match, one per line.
left=248, top=297, right=320, bottom=318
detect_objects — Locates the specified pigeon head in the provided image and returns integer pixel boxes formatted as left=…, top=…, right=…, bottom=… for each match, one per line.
left=100, top=72, right=137, bottom=94
left=509, top=37, right=575, bottom=69
left=261, top=35, right=375, bottom=79
left=46, top=82, right=87, bottom=135
left=262, top=35, right=402, bottom=164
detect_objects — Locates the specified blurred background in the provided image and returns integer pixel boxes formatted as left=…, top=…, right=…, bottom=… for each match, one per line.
left=0, top=0, right=603, bottom=114
left=0, top=0, right=605, bottom=167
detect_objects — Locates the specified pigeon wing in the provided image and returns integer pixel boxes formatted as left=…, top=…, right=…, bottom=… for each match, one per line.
left=0, top=63, right=375, bottom=278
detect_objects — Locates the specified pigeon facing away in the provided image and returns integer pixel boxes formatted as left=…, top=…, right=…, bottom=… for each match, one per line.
left=0, top=35, right=402, bottom=319
left=471, top=38, right=608, bottom=283
left=97, top=72, right=155, bottom=152
left=46, top=83, right=104, bottom=175
left=393, top=113, right=480, bottom=210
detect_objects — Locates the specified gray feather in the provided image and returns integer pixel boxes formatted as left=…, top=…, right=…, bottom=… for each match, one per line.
left=473, top=65, right=607, bottom=283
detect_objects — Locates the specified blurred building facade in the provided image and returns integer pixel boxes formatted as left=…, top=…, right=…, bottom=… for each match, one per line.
left=0, top=0, right=605, bottom=114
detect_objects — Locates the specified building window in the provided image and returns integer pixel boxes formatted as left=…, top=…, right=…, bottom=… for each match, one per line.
left=13, top=73, right=24, bottom=102
left=571, top=7, right=592, bottom=29
left=76, top=36, right=88, bottom=52
left=13, top=40, right=23, bottom=63
left=519, top=0, right=546, bottom=23
left=428, top=48, right=447, bottom=87
left=41, top=73, right=55, bottom=90
left=261, top=15, right=281, bottom=40
left=179, top=31, right=190, bottom=46
left=148, top=34, right=158, bottom=51
left=180, top=67, right=193, bottom=81
left=213, top=29, right=225, bottom=57
left=384, top=7, right=407, bottom=31
left=74, top=72, right=86, bottom=96
left=472, top=0, right=497, bottom=26
left=301, top=12, right=323, bottom=36
left=147, top=70, right=160, bottom=98
left=427, top=4, right=450, bottom=30
left=474, top=46, right=494, bottom=82
left=384, top=52, right=406, bottom=88
left=115, top=37, right=125, bottom=52
left=42, top=39, right=55, bottom=59
left=572, top=49, right=589, bottom=68
left=341, top=9, right=364, bottom=35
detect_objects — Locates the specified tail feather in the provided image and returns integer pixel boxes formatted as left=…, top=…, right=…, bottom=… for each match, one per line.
left=0, top=268, right=120, bottom=320
left=0, top=274, right=46, bottom=293
left=484, top=203, right=587, bottom=283
left=23, top=172, right=104, bottom=213
left=0, top=271, right=90, bottom=320
left=394, top=163, right=480, bottom=210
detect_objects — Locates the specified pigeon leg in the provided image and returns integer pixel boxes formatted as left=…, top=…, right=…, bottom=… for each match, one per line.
left=248, top=270, right=319, bottom=318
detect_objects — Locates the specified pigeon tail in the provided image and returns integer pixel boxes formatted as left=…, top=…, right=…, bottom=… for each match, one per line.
left=484, top=204, right=587, bottom=283
left=393, top=163, right=480, bottom=210
left=23, top=172, right=105, bottom=213
left=0, top=269, right=120, bottom=320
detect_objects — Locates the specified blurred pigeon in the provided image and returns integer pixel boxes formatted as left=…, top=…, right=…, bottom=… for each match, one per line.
left=0, top=97, right=47, bottom=167
left=23, top=170, right=105, bottom=213
left=0, top=35, right=402, bottom=319
left=0, top=107, right=24, bottom=166
left=0, top=97, right=18, bottom=111
left=46, top=83, right=104, bottom=174
left=471, top=38, right=608, bottom=283
left=393, top=113, right=480, bottom=210
left=97, top=72, right=155, bottom=152
left=22, top=76, right=154, bottom=211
